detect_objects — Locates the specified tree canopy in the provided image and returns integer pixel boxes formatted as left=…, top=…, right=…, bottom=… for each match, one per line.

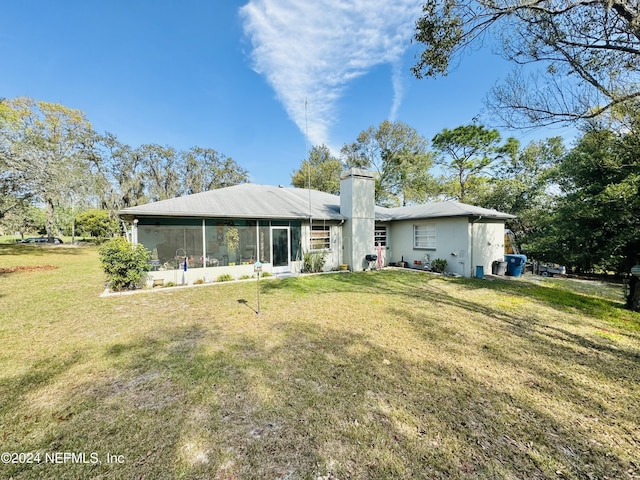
left=431, top=124, right=518, bottom=203
left=0, top=97, right=249, bottom=238
left=413, top=0, right=640, bottom=128
left=182, top=147, right=249, bottom=194
left=480, top=136, right=565, bottom=252
left=534, top=128, right=640, bottom=275
left=95, top=135, right=249, bottom=211
left=341, top=120, right=435, bottom=207
left=0, top=97, right=96, bottom=240
left=291, top=144, right=343, bottom=195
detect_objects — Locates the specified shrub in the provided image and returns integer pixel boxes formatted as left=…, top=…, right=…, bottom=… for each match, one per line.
left=431, top=258, right=447, bottom=273
left=314, top=251, right=327, bottom=272
left=303, top=252, right=312, bottom=272
left=76, top=209, right=119, bottom=238
left=303, top=251, right=327, bottom=273
left=217, top=273, right=233, bottom=282
left=98, top=237, right=151, bottom=291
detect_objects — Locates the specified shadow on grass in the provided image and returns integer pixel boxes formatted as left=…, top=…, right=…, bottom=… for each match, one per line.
left=2, top=271, right=638, bottom=479
left=3, top=312, right=637, bottom=479
left=372, top=273, right=640, bottom=383
left=1, top=324, right=228, bottom=479
left=264, top=271, right=639, bottom=332
left=461, top=276, right=635, bottom=324
left=268, top=316, right=640, bottom=478
left=237, top=298, right=258, bottom=314
left=0, top=352, right=84, bottom=418
left=0, top=352, right=84, bottom=477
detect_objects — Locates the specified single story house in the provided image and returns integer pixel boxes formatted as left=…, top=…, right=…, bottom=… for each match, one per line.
left=117, top=168, right=514, bottom=284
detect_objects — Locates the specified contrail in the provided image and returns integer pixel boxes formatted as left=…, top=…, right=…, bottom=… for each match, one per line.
left=240, top=0, right=422, bottom=147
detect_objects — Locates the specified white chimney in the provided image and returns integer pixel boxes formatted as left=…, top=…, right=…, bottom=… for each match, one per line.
left=340, top=168, right=375, bottom=271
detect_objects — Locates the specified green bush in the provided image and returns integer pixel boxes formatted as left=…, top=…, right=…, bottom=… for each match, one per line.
left=98, top=237, right=151, bottom=291
left=431, top=258, right=447, bottom=273
left=217, top=273, right=234, bottom=282
left=303, top=251, right=327, bottom=273
left=76, top=209, right=120, bottom=238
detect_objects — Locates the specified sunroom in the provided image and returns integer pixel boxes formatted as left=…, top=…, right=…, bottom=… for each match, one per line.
left=118, top=182, right=349, bottom=284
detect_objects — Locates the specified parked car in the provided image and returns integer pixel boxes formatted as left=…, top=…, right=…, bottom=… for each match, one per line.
left=538, top=264, right=566, bottom=277
left=20, top=237, right=64, bottom=244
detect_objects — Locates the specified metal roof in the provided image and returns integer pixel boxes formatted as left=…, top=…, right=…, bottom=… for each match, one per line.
left=118, top=184, right=515, bottom=222
left=117, top=184, right=344, bottom=221
left=379, top=201, right=516, bottom=221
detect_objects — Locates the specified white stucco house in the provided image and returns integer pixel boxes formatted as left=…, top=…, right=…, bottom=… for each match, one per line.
left=117, top=169, right=514, bottom=284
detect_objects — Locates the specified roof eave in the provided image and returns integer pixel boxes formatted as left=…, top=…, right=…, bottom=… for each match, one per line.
left=117, top=211, right=346, bottom=222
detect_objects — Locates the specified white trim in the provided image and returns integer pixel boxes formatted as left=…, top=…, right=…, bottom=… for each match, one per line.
left=271, top=226, right=291, bottom=274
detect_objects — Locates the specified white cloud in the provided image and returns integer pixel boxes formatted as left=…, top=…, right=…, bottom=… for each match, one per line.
left=240, top=0, right=422, bottom=148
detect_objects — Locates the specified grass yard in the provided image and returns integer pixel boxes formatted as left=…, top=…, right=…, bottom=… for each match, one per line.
left=1, top=244, right=639, bottom=479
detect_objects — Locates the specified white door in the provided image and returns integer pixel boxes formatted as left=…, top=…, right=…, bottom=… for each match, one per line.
left=271, top=227, right=290, bottom=274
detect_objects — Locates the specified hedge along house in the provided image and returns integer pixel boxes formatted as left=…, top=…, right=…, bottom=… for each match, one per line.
left=117, top=168, right=515, bottom=284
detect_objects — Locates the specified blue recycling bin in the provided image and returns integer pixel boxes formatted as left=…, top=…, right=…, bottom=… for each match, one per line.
left=475, top=265, right=484, bottom=279
left=505, top=254, right=527, bottom=277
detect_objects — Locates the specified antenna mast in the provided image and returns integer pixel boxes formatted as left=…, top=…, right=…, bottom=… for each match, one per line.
left=305, top=99, right=312, bottom=232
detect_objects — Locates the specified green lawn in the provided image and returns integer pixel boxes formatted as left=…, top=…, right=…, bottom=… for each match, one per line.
left=1, top=244, right=639, bottom=479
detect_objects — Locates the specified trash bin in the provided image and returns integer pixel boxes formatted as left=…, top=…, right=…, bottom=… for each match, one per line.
left=492, top=261, right=508, bottom=275
left=475, top=265, right=484, bottom=279
left=505, top=254, right=527, bottom=277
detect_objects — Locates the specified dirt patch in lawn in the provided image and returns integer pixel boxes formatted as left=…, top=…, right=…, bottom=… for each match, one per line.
left=0, top=265, right=58, bottom=274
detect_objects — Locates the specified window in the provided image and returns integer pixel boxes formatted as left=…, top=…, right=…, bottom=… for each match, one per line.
left=310, top=225, right=330, bottom=250
left=138, top=218, right=203, bottom=270
left=374, top=225, right=387, bottom=247
left=414, top=224, right=435, bottom=249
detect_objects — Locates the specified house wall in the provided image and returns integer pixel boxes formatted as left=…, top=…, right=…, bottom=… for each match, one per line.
left=300, top=220, right=344, bottom=272
left=388, top=217, right=471, bottom=276
left=470, top=220, right=507, bottom=276
left=145, top=263, right=267, bottom=287
left=386, top=218, right=505, bottom=277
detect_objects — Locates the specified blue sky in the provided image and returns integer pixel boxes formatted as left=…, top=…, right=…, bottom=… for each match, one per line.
left=1, top=1, right=575, bottom=187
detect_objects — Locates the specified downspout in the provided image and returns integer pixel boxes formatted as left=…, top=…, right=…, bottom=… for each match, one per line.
left=339, top=218, right=345, bottom=268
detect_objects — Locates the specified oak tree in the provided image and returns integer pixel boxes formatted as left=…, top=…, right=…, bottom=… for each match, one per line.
left=182, top=147, right=249, bottom=194
left=0, top=97, right=95, bottom=240
left=413, top=0, right=640, bottom=128
left=341, top=120, right=434, bottom=207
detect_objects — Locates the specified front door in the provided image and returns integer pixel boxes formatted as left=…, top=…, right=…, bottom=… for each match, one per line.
left=271, top=227, right=290, bottom=274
